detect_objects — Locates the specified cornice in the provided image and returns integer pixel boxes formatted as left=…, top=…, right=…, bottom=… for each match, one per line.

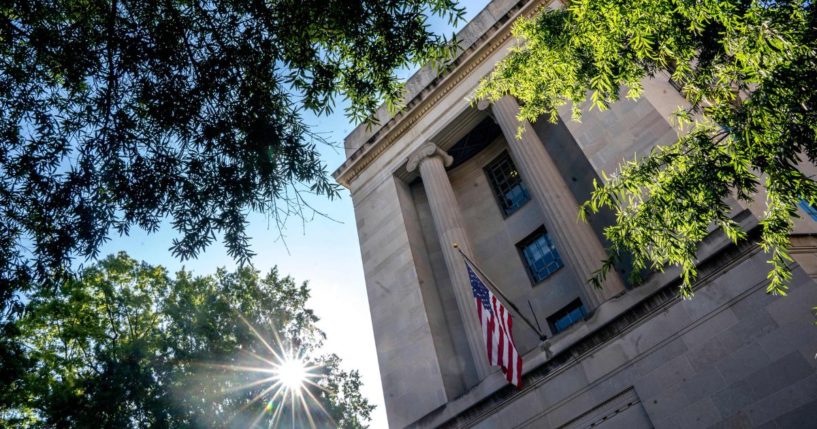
left=333, top=0, right=549, bottom=188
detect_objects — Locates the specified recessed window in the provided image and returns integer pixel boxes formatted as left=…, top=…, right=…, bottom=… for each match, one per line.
left=547, top=299, right=586, bottom=334
left=518, top=227, right=563, bottom=283
left=484, top=152, right=530, bottom=216
left=799, top=199, right=817, bottom=221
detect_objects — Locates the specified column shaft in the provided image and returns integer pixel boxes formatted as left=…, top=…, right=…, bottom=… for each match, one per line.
left=491, top=96, right=625, bottom=307
left=409, top=146, right=491, bottom=379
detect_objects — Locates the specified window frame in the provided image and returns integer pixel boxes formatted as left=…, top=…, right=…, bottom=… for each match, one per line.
left=516, top=226, right=564, bottom=285
left=483, top=151, right=530, bottom=217
left=547, top=299, right=587, bottom=335
left=799, top=199, right=817, bottom=221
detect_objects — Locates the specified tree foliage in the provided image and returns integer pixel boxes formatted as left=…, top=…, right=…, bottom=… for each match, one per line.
left=0, top=252, right=373, bottom=428
left=476, top=0, right=817, bottom=296
left=0, top=0, right=465, bottom=313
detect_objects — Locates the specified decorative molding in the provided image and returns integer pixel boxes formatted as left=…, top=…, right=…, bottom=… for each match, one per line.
left=405, top=142, right=453, bottom=173
left=333, top=0, right=550, bottom=188
left=789, top=234, right=817, bottom=253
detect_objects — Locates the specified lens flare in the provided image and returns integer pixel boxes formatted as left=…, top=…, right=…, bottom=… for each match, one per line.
left=197, top=315, right=336, bottom=428
left=276, top=357, right=308, bottom=391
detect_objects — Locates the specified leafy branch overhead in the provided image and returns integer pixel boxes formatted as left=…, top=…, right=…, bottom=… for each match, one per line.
left=476, top=0, right=817, bottom=296
left=0, top=0, right=465, bottom=310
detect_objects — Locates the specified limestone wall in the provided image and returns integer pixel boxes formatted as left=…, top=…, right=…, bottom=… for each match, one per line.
left=352, top=176, right=449, bottom=427
left=442, top=249, right=817, bottom=429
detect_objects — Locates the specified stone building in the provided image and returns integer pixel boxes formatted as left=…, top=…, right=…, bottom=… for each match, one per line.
left=332, top=0, right=817, bottom=427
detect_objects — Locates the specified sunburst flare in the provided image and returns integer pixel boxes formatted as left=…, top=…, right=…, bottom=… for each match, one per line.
left=195, top=316, right=337, bottom=428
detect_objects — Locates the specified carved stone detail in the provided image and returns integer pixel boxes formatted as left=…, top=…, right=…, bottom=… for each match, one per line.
left=406, top=142, right=453, bottom=173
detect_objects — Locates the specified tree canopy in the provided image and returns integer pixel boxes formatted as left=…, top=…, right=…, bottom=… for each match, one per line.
left=1, top=252, right=373, bottom=428
left=476, top=0, right=817, bottom=296
left=0, top=0, right=465, bottom=313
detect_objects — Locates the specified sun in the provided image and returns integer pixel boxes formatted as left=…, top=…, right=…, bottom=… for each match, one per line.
left=276, top=356, right=308, bottom=391
left=204, top=316, right=335, bottom=427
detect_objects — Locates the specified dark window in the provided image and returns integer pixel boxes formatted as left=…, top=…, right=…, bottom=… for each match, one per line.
left=485, top=152, right=530, bottom=216
left=518, top=227, right=563, bottom=283
left=547, top=299, right=586, bottom=334
left=799, top=199, right=817, bottom=221
left=447, top=118, right=502, bottom=169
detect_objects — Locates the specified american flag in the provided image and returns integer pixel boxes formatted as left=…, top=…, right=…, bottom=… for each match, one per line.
left=466, top=261, right=523, bottom=388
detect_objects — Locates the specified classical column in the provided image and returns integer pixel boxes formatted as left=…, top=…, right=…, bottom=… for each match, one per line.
left=406, top=143, right=491, bottom=379
left=488, top=96, right=625, bottom=308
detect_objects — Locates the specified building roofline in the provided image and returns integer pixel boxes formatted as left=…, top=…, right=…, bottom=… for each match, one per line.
left=332, top=0, right=550, bottom=188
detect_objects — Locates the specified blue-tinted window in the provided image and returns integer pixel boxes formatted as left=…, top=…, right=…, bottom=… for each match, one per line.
left=519, top=228, right=563, bottom=283
left=799, top=199, right=817, bottom=221
left=485, top=152, right=530, bottom=216
left=547, top=299, right=586, bottom=335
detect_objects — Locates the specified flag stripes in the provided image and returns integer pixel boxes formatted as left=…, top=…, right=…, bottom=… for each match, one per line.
left=467, top=261, right=523, bottom=388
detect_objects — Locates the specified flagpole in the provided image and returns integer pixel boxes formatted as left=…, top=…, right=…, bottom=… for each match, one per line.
left=453, top=244, right=547, bottom=341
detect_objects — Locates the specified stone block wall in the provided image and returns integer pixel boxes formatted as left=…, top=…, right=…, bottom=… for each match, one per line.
left=447, top=249, right=817, bottom=429
left=352, top=176, right=450, bottom=427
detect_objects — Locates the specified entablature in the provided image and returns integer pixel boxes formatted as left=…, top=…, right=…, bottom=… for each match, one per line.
left=333, top=0, right=555, bottom=188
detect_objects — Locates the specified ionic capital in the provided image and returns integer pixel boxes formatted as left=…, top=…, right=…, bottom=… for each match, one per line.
left=406, top=142, right=453, bottom=173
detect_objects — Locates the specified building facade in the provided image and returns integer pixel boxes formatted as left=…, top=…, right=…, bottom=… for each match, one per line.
left=333, top=0, right=817, bottom=427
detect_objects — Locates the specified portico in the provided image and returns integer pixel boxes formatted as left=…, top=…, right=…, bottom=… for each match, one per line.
left=400, top=100, right=628, bottom=383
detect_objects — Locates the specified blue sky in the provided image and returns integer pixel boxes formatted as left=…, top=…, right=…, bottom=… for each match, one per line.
left=98, top=1, right=491, bottom=427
